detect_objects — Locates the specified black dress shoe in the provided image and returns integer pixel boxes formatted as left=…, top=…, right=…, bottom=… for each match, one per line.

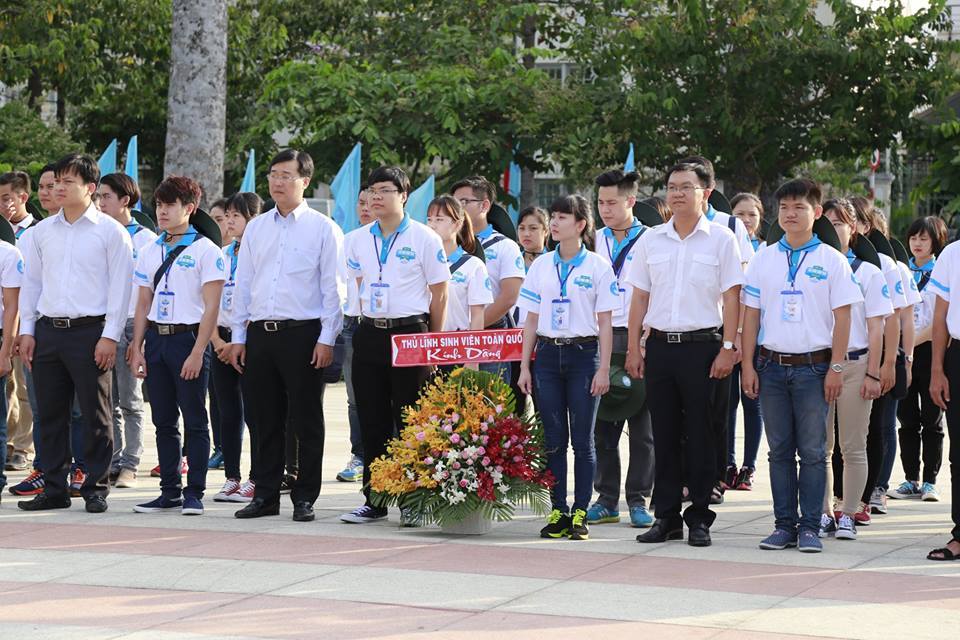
left=292, top=501, right=315, bottom=522
left=688, top=523, right=712, bottom=547
left=18, top=493, right=71, bottom=511
left=85, top=496, right=108, bottom=513
left=235, top=497, right=280, bottom=519
left=636, top=519, right=683, bottom=543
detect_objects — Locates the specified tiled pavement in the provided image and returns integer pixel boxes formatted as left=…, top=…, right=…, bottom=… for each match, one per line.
left=0, top=382, right=956, bottom=639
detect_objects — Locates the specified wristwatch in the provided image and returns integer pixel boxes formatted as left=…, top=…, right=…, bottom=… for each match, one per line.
left=830, top=363, right=844, bottom=373
left=722, top=340, right=735, bottom=350
left=905, top=354, right=914, bottom=363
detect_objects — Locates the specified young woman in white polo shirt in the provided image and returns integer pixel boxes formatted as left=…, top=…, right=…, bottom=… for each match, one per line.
left=517, top=195, right=618, bottom=541
left=893, top=216, right=948, bottom=502
left=426, top=195, right=492, bottom=342
left=820, top=198, right=891, bottom=540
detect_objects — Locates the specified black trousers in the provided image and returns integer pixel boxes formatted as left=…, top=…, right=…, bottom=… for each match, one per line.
left=240, top=320, right=325, bottom=505
left=943, top=341, right=960, bottom=540
left=897, top=342, right=944, bottom=484
left=644, top=338, right=719, bottom=529
left=352, top=320, right=431, bottom=505
left=712, top=372, right=732, bottom=483
left=211, top=327, right=256, bottom=482
left=33, top=320, right=113, bottom=501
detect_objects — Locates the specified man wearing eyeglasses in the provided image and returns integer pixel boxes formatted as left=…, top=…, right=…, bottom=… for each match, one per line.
left=230, top=149, right=344, bottom=523
left=625, top=161, right=744, bottom=547
left=451, top=176, right=525, bottom=381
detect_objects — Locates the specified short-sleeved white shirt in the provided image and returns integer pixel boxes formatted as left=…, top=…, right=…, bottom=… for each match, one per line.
left=217, top=240, right=241, bottom=329
left=134, top=228, right=226, bottom=325
left=911, top=258, right=937, bottom=333
left=126, top=223, right=159, bottom=318
left=345, top=215, right=450, bottom=318
left=743, top=238, right=862, bottom=353
left=626, top=214, right=744, bottom=332
left=342, top=228, right=364, bottom=317
left=517, top=246, right=619, bottom=338
left=929, top=245, right=960, bottom=338
left=847, top=253, right=894, bottom=351
left=476, top=225, right=525, bottom=302
left=878, top=253, right=907, bottom=311
left=896, top=260, right=922, bottom=308
left=443, top=249, right=493, bottom=331
left=595, top=224, right=648, bottom=328
left=706, top=205, right=755, bottom=263
left=0, top=242, right=23, bottom=330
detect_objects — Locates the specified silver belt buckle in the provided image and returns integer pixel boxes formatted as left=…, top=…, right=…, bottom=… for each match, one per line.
left=52, top=318, right=70, bottom=329
left=158, top=324, right=173, bottom=336
left=374, top=318, right=389, bottom=329
left=776, top=353, right=790, bottom=366
left=263, top=321, right=279, bottom=332
left=666, top=332, right=682, bottom=344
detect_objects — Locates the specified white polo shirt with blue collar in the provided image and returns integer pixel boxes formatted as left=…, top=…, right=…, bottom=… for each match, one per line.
left=910, top=257, right=937, bottom=332
left=595, top=223, right=647, bottom=328
left=0, top=241, right=23, bottom=330
left=444, top=247, right=493, bottom=331
left=928, top=243, right=960, bottom=338
left=125, top=220, right=158, bottom=318
left=744, top=235, right=862, bottom=354
left=517, top=245, right=619, bottom=338
left=345, top=215, right=450, bottom=319
left=476, top=224, right=525, bottom=301
left=846, top=250, right=894, bottom=351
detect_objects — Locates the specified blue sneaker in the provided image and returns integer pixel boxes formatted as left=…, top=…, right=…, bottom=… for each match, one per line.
left=629, top=505, right=654, bottom=528
left=336, top=455, right=364, bottom=482
left=585, top=502, right=620, bottom=524
left=921, top=482, right=940, bottom=502
left=759, top=528, right=798, bottom=550
left=798, top=530, right=823, bottom=553
left=207, top=449, right=224, bottom=470
left=182, top=496, right=204, bottom=516
left=133, top=495, right=183, bottom=513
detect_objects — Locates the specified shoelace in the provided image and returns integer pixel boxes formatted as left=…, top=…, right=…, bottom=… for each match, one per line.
left=25, top=470, right=43, bottom=483
left=546, top=510, right=563, bottom=524
left=572, top=510, right=586, bottom=526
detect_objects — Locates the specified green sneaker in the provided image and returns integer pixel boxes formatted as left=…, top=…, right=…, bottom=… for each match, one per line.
left=569, top=508, right=590, bottom=540
left=585, top=502, right=620, bottom=524
left=540, top=509, right=572, bottom=538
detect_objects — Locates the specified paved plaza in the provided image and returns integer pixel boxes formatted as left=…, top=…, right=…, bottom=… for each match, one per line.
left=0, top=382, right=957, bottom=639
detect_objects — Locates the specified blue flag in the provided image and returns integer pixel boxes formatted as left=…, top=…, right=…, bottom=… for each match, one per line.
left=406, top=174, right=435, bottom=224
left=123, top=136, right=142, bottom=210
left=624, top=143, right=636, bottom=172
left=506, top=161, right=521, bottom=227
left=240, top=149, right=256, bottom=193
left=330, top=143, right=362, bottom=233
left=98, top=139, right=118, bottom=176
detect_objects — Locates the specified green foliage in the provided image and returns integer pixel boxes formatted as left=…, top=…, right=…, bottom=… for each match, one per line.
left=0, top=100, right=80, bottom=174
left=906, top=111, right=960, bottom=215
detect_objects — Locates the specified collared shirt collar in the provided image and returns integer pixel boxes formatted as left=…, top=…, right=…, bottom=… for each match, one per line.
left=370, top=214, right=410, bottom=241
left=156, top=225, right=199, bottom=252
left=56, top=203, right=101, bottom=226
left=476, top=224, right=494, bottom=240
left=12, top=213, right=34, bottom=231
left=910, top=256, right=935, bottom=273
left=845, top=248, right=856, bottom=263
left=447, top=246, right=466, bottom=264
left=602, top=222, right=643, bottom=260
left=663, top=213, right=711, bottom=241
left=552, top=244, right=588, bottom=268
left=777, top=233, right=822, bottom=254
left=274, top=200, right=309, bottom=221
left=704, top=203, right=718, bottom=222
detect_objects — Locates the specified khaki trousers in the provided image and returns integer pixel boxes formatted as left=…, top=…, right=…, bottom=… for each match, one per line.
left=824, top=356, right=871, bottom=515
left=6, top=358, right=34, bottom=456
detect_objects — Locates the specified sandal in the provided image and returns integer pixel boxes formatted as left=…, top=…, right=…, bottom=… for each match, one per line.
left=927, top=540, right=960, bottom=561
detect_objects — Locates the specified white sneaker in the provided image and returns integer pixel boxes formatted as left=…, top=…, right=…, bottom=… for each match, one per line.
left=114, top=468, right=138, bottom=489
left=921, top=482, right=940, bottom=502
left=836, top=514, right=858, bottom=540
left=227, top=479, right=255, bottom=503
left=818, top=513, right=837, bottom=538
left=869, top=487, right=887, bottom=514
left=213, top=479, right=241, bottom=502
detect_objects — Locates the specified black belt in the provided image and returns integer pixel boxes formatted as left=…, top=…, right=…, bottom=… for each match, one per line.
left=252, top=319, right=318, bottom=332
left=486, top=316, right=510, bottom=330
left=538, top=335, right=598, bottom=346
left=613, top=327, right=628, bottom=335
left=217, top=326, right=232, bottom=340
left=847, top=347, right=869, bottom=361
left=649, top=328, right=721, bottom=344
left=149, top=322, right=199, bottom=336
left=758, top=347, right=832, bottom=366
left=360, top=314, right=429, bottom=330
left=40, top=315, right=105, bottom=329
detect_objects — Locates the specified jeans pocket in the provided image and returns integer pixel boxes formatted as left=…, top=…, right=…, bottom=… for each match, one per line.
left=755, top=356, right=770, bottom=373
left=809, top=362, right=829, bottom=376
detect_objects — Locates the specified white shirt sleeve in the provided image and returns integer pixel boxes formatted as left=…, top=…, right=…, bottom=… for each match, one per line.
left=930, top=248, right=953, bottom=302
left=517, top=259, right=544, bottom=314
left=422, top=230, right=451, bottom=287
left=231, top=227, right=255, bottom=344
left=829, top=254, right=864, bottom=310
left=103, top=226, right=135, bottom=342
left=594, top=260, right=620, bottom=314
left=468, top=260, right=494, bottom=307
left=317, top=222, right=345, bottom=346
left=17, top=228, right=41, bottom=337
left=200, top=243, right=227, bottom=285
left=0, top=247, right=23, bottom=290
left=718, top=232, right=746, bottom=293
left=625, top=234, right=652, bottom=292
left=743, top=252, right=762, bottom=310
left=863, top=268, right=894, bottom=319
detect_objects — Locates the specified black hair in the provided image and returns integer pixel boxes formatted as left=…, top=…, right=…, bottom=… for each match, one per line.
left=39, top=163, right=56, bottom=177
left=677, top=155, right=716, bottom=187
left=549, top=194, right=595, bottom=251
left=594, top=169, right=640, bottom=197
left=906, top=216, right=948, bottom=256
left=0, top=171, right=31, bottom=193
left=224, top=192, right=263, bottom=221
left=367, top=166, right=411, bottom=195
left=450, top=175, right=497, bottom=204
left=53, top=153, right=100, bottom=185
left=665, top=161, right=712, bottom=189
left=98, top=173, right=140, bottom=207
left=774, top=178, right=821, bottom=209
left=641, top=196, right=670, bottom=222
left=269, top=149, right=314, bottom=179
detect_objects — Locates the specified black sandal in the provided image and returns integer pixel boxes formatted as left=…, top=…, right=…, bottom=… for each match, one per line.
left=926, top=540, right=960, bottom=561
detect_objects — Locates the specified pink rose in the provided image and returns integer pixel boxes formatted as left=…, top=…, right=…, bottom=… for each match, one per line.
left=415, top=431, right=426, bottom=441
left=477, top=447, right=486, bottom=456
left=482, top=457, right=491, bottom=466
left=423, top=456, right=434, bottom=465
left=452, top=462, right=461, bottom=470
left=444, top=425, right=453, bottom=433
left=450, top=433, right=461, bottom=444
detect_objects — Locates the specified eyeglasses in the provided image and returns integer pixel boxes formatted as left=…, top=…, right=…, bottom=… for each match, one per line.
left=457, top=198, right=485, bottom=206
left=368, top=188, right=400, bottom=198
left=266, top=172, right=302, bottom=183
left=665, top=185, right=703, bottom=195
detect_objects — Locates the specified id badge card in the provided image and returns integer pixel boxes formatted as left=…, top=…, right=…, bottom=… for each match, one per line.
left=221, top=282, right=235, bottom=312
left=618, top=287, right=627, bottom=316
left=157, top=291, right=175, bottom=322
left=370, top=282, right=390, bottom=314
left=551, top=298, right=571, bottom=331
left=780, top=289, right=803, bottom=323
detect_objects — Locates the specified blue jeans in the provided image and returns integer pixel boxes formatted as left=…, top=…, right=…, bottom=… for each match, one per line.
left=342, top=315, right=362, bottom=457
left=728, top=364, right=764, bottom=469
left=877, top=397, right=899, bottom=491
left=0, top=374, right=7, bottom=488
left=144, top=329, right=211, bottom=500
left=533, top=340, right=599, bottom=513
left=758, top=357, right=829, bottom=534
left=479, top=360, right=510, bottom=383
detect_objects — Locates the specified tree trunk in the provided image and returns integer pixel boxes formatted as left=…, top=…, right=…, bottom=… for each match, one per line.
left=519, top=14, right=537, bottom=209
left=164, top=0, right=228, bottom=205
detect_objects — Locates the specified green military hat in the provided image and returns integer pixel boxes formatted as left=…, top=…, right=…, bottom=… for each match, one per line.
left=890, top=236, right=910, bottom=264
left=850, top=234, right=882, bottom=270
left=633, top=201, right=665, bottom=228
left=26, top=201, right=45, bottom=220
left=867, top=229, right=895, bottom=260
left=0, top=217, right=16, bottom=245
left=132, top=209, right=157, bottom=233
left=488, top=203, right=518, bottom=243
left=597, top=352, right=646, bottom=423
left=709, top=189, right=732, bottom=215
left=765, top=215, right=843, bottom=254
left=191, top=208, right=223, bottom=246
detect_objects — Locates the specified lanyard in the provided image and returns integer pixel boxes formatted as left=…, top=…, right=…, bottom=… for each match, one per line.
left=604, top=225, right=639, bottom=276
left=785, top=249, right=811, bottom=289
left=227, top=240, right=239, bottom=282
left=372, top=228, right=402, bottom=282
left=555, top=262, right=577, bottom=298
left=161, top=231, right=198, bottom=291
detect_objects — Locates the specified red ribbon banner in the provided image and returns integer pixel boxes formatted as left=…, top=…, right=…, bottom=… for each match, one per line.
left=391, top=329, right=526, bottom=367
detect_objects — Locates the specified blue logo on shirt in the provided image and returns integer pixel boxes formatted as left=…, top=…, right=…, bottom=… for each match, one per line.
left=895, top=281, right=904, bottom=295
left=216, top=257, right=225, bottom=272
left=805, top=265, right=827, bottom=281
left=437, top=249, right=446, bottom=264
left=574, top=274, right=593, bottom=290
left=882, top=284, right=890, bottom=299
left=396, top=247, right=416, bottom=263
left=609, top=281, right=620, bottom=296
left=485, top=248, right=498, bottom=260
left=176, top=254, right=196, bottom=269
left=485, top=277, right=492, bottom=291
left=451, top=271, right=467, bottom=284
left=515, top=256, right=524, bottom=270
left=16, top=259, right=23, bottom=274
